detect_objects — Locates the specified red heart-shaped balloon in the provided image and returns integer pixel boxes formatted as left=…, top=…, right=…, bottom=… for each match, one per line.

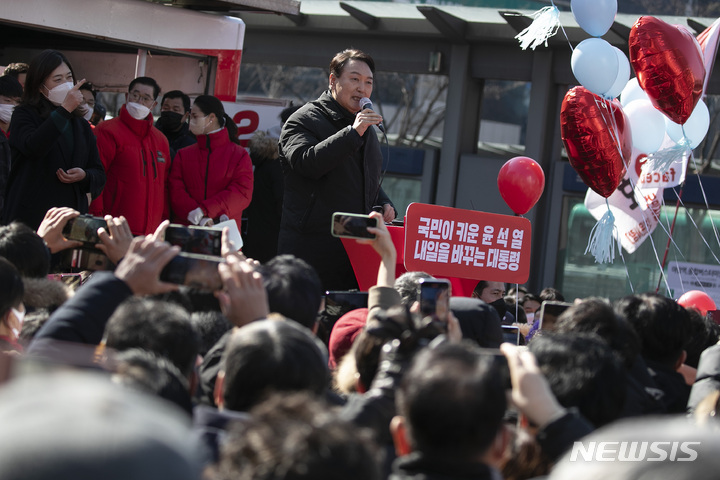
left=629, top=16, right=705, bottom=125
left=560, top=86, right=631, bottom=198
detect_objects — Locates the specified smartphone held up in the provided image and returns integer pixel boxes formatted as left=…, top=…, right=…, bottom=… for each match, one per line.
left=418, top=278, right=451, bottom=323
left=331, top=212, right=378, bottom=240
left=62, top=214, right=107, bottom=245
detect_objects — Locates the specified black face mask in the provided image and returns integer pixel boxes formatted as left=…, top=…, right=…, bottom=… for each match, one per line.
left=489, top=298, right=507, bottom=318
left=156, top=111, right=185, bottom=133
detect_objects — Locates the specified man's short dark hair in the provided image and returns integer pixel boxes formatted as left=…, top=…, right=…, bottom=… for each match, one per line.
left=190, top=311, right=232, bottom=357
left=554, top=297, right=640, bottom=369
left=615, top=293, right=689, bottom=368
left=218, top=392, right=380, bottom=480
left=78, top=82, right=96, bottom=99
left=530, top=332, right=626, bottom=427
left=0, top=257, right=23, bottom=319
left=105, top=298, right=199, bottom=378
left=397, top=342, right=507, bottom=460
left=0, top=222, right=51, bottom=278
left=128, top=76, right=161, bottom=101
left=161, top=90, right=190, bottom=112
left=684, top=307, right=720, bottom=369
left=257, top=255, right=322, bottom=330
left=220, top=319, right=329, bottom=412
left=112, top=348, right=193, bottom=416
left=539, top=287, right=565, bottom=302
left=0, top=75, right=22, bottom=99
left=329, top=48, right=375, bottom=78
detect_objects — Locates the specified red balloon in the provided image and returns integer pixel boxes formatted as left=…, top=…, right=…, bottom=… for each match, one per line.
left=560, top=86, right=631, bottom=198
left=629, top=16, right=705, bottom=125
left=497, top=156, right=545, bottom=215
left=678, top=290, right=716, bottom=315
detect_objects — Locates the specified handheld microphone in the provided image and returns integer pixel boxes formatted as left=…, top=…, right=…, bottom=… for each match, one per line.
left=359, top=97, right=385, bottom=132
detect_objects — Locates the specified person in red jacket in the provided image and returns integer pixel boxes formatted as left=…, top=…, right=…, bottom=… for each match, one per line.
left=169, top=95, right=252, bottom=227
left=90, top=77, right=170, bottom=235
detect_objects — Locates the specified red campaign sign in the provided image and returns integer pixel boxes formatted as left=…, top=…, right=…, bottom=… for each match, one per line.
left=404, top=203, right=532, bottom=284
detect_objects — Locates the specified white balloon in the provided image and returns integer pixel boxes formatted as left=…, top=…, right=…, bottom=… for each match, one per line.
left=620, top=77, right=648, bottom=107
left=571, top=0, right=617, bottom=37
left=571, top=38, right=619, bottom=97
left=602, top=47, right=630, bottom=99
left=665, top=100, right=710, bottom=149
left=624, top=99, right=666, bottom=154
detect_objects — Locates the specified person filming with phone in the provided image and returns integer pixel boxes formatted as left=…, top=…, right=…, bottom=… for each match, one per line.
left=279, top=48, right=396, bottom=291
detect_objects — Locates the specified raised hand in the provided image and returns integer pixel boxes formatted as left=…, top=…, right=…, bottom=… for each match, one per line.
left=61, top=78, right=86, bottom=113
left=36, top=207, right=83, bottom=253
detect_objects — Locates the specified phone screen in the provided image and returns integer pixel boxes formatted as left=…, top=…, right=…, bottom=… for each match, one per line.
left=537, top=301, right=573, bottom=331
left=501, top=325, right=525, bottom=345
left=62, top=215, right=108, bottom=244
left=164, top=224, right=222, bottom=256
left=419, top=279, right=451, bottom=322
left=159, top=253, right=224, bottom=292
left=331, top=213, right=377, bottom=239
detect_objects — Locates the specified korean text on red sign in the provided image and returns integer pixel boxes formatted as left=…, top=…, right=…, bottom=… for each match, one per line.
left=404, top=203, right=532, bottom=284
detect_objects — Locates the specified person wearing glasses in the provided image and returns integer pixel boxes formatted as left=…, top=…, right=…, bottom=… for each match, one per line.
left=90, top=77, right=171, bottom=235
left=78, top=82, right=96, bottom=125
left=2, top=50, right=105, bottom=230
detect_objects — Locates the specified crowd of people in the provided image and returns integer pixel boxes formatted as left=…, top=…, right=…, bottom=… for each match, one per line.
left=0, top=47, right=719, bottom=479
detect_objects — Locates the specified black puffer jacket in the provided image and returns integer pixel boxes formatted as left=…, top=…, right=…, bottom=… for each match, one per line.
left=278, top=91, right=393, bottom=290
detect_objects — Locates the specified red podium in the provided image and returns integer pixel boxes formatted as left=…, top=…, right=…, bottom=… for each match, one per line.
left=341, top=225, right=478, bottom=297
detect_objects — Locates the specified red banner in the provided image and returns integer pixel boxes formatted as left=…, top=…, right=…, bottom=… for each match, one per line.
left=404, top=203, right=532, bottom=284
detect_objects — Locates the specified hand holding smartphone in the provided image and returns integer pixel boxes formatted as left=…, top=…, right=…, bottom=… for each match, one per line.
left=331, top=212, right=378, bottom=239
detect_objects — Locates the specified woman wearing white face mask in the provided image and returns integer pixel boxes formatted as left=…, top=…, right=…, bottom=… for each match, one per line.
left=0, top=257, right=25, bottom=354
left=0, top=75, right=23, bottom=220
left=169, top=95, right=253, bottom=227
left=2, top=49, right=106, bottom=230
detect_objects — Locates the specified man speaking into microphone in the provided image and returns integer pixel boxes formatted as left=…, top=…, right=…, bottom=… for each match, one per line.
left=278, top=48, right=396, bottom=291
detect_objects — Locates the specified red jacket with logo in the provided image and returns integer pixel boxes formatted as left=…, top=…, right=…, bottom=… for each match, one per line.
left=90, top=105, right=171, bottom=235
left=169, top=128, right=253, bottom=225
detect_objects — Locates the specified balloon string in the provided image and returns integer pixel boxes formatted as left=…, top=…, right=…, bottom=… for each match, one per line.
left=686, top=126, right=720, bottom=252
left=656, top=185, right=683, bottom=293
left=657, top=192, right=712, bottom=298
left=670, top=186, right=720, bottom=265
left=617, top=234, right=635, bottom=294
left=625, top=175, right=672, bottom=295
left=600, top=98, right=628, bottom=167
left=552, top=0, right=575, bottom=52
left=629, top=179, right=688, bottom=262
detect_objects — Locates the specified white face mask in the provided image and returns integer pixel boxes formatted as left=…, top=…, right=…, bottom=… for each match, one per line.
left=10, top=307, right=24, bottom=339
left=189, top=115, right=209, bottom=136
left=525, top=312, right=535, bottom=324
left=44, top=81, right=74, bottom=106
left=83, top=106, right=93, bottom=122
left=0, top=104, right=14, bottom=124
left=126, top=102, right=151, bottom=120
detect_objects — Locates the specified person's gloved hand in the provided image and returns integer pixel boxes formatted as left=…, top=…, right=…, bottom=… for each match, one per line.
left=199, top=217, right=214, bottom=227
left=188, top=207, right=203, bottom=225
left=219, top=214, right=229, bottom=223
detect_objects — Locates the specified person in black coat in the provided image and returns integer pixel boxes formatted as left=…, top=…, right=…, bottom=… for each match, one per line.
left=278, top=48, right=395, bottom=291
left=3, top=49, right=105, bottom=230
left=242, top=130, right=283, bottom=263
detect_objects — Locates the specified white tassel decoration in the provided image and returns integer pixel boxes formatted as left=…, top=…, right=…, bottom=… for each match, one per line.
left=515, top=6, right=561, bottom=51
